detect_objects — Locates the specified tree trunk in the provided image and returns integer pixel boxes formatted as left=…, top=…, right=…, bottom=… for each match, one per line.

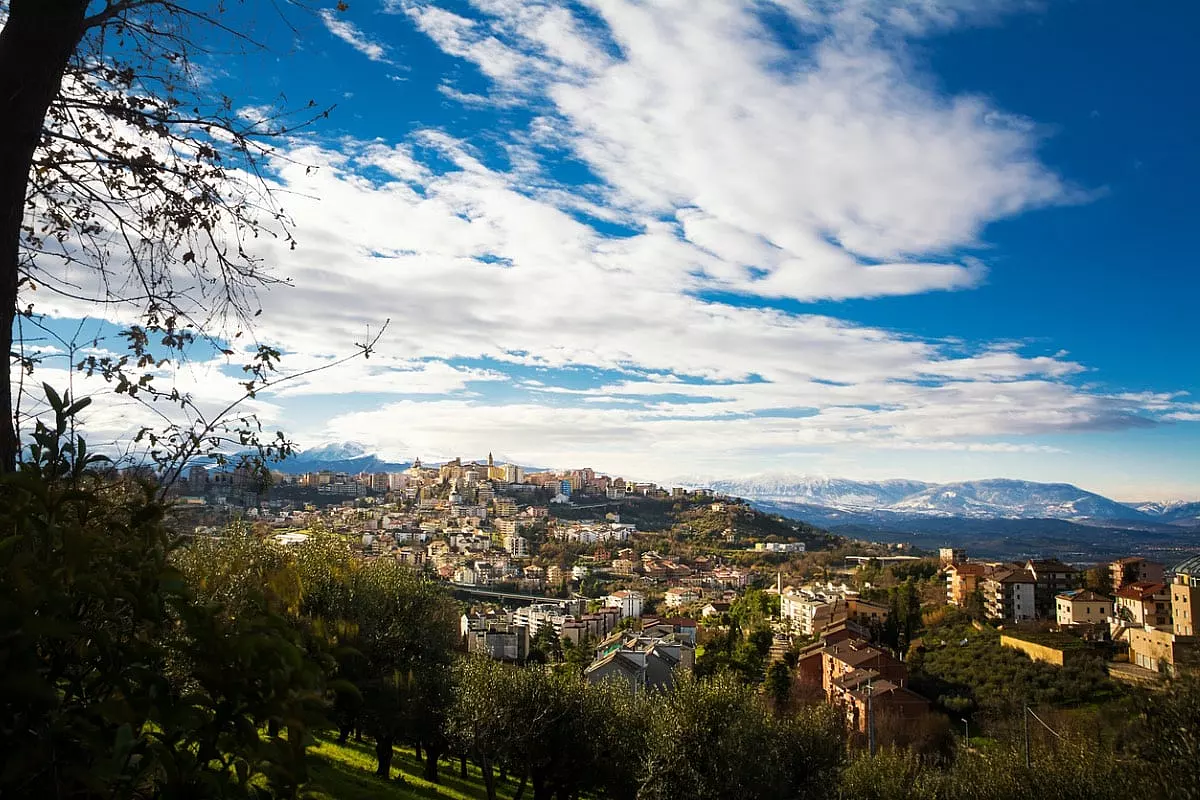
left=0, top=0, right=90, bottom=472
left=481, top=758, right=497, bottom=800
left=337, top=725, right=351, bottom=745
left=374, top=735, right=393, bottom=779
left=512, top=771, right=528, bottom=800
left=423, top=737, right=443, bottom=784
left=460, top=753, right=468, bottom=779
left=532, top=773, right=549, bottom=800
left=414, top=740, right=422, bottom=761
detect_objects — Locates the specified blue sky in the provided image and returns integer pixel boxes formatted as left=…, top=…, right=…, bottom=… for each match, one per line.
left=25, top=0, right=1200, bottom=499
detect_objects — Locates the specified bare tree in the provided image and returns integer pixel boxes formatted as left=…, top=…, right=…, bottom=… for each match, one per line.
left=0, top=0, right=333, bottom=471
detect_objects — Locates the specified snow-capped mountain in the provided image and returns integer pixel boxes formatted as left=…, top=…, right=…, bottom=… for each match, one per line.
left=1133, top=500, right=1200, bottom=525
left=885, top=479, right=1148, bottom=521
left=275, top=441, right=411, bottom=475
left=299, top=441, right=371, bottom=461
left=706, top=475, right=1160, bottom=522
left=706, top=476, right=931, bottom=509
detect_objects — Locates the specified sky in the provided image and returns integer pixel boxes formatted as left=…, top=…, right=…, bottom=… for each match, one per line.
left=16, top=0, right=1200, bottom=500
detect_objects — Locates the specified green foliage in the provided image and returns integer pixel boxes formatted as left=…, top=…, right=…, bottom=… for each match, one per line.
left=838, top=737, right=1141, bottom=800
left=695, top=624, right=768, bottom=683
left=766, top=661, right=793, bottom=711
left=640, top=672, right=844, bottom=800
left=528, top=625, right=564, bottom=664
left=908, top=619, right=1125, bottom=721
left=450, top=659, right=645, bottom=800
left=1125, top=675, right=1200, bottom=800
left=0, top=389, right=323, bottom=798
left=730, top=588, right=780, bottom=629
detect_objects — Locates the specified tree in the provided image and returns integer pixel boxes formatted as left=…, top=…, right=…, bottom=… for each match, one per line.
left=529, top=624, right=564, bottom=664
left=1127, top=675, right=1200, bottom=800
left=560, top=635, right=593, bottom=676
left=449, top=658, right=506, bottom=800
left=0, top=1, right=332, bottom=472
left=640, top=672, right=844, bottom=800
left=0, top=387, right=325, bottom=797
left=331, top=558, right=459, bottom=782
left=505, top=666, right=642, bottom=800
left=766, top=661, right=793, bottom=713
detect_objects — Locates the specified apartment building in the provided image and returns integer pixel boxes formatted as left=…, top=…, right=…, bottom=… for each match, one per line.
left=1110, top=557, right=1165, bottom=595
left=1114, top=582, right=1172, bottom=629
left=944, top=562, right=987, bottom=606
left=983, top=569, right=1036, bottom=622
left=1171, top=555, right=1200, bottom=636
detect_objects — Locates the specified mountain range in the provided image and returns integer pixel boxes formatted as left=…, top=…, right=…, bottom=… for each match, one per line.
left=704, top=475, right=1199, bottom=525
left=272, top=442, right=413, bottom=475
left=275, top=444, right=1198, bottom=527
left=260, top=443, right=1197, bottom=559
left=270, top=442, right=539, bottom=477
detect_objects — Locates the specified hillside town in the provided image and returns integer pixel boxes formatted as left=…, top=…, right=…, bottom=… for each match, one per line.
left=172, top=453, right=1200, bottom=744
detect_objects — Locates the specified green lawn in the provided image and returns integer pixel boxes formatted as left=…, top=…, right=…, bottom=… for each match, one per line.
left=306, top=735, right=519, bottom=800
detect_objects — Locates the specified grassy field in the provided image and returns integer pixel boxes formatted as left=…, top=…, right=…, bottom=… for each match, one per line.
left=306, top=735, right=517, bottom=800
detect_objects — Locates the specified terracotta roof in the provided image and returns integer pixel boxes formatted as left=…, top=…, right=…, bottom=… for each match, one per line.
left=824, top=643, right=894, bottom=669
left=946, top=563, right=987, bottom=575
left=991, top=568, right=1036, bottom=584
left=1115, top=581, right=1167, bottom=601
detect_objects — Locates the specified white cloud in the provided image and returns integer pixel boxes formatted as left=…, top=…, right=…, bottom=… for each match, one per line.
left=16, top=0, right=1197, bottom=494
left=319, top=9, right=392, bottom=63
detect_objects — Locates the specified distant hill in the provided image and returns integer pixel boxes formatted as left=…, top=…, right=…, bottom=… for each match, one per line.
left=268, top=441, right=542, bottom=476
left=271, top=442, right=412, bottom=475
left=705, top=476, right=930, bottom=509
left=696, top=474, right=1199, bottom=561
left=705, top=475, right=1155, bottom=523
left=1131, top=500, right=1200, bottom=526
left=748, top=498, right=1199, bottom=561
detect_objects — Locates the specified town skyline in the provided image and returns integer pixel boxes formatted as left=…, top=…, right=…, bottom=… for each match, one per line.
left=275, top=440, right=1200, bottom=504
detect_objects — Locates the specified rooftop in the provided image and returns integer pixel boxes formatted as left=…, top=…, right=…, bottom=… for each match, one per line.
left=1115, top=581, right=1168, bottom=601
left=1057, top=589, right=1110, bottom=602
left=1171, top=555, right=1200, bottom=577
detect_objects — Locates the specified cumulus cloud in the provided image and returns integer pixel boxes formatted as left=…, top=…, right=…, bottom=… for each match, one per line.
left=16, top=0, right=1197, bottom=485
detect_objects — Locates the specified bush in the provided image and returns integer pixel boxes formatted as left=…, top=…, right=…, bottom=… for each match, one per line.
left=0, top=389, right=324, bottom=798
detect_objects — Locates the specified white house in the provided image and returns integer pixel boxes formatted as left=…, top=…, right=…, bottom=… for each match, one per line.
left=983, top=569, right=1036, bottom=622
left=605, top=590, right=644, bottom=619
left=755, top=541, right=806, bottom=553
left=1055, top=590, right=1111, bottom=626
left=664, top=586, right=702, bottom=608
left=504, top=534, right=529, bottom=557
left=780, top=590, right=844, bottom=636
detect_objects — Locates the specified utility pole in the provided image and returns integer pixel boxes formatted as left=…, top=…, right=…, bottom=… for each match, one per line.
left=866, top=681, right=876, bottom=756
left=961, top=716, right=969, bottom=741
left=1023, top=706, right=1032, bottom=768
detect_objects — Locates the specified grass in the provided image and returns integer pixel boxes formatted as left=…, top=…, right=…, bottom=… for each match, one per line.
left=306, top=734, right=519, bottom=800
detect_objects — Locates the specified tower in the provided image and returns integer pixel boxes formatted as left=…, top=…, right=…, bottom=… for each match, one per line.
left=488, top=452, right=494, bottom=467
